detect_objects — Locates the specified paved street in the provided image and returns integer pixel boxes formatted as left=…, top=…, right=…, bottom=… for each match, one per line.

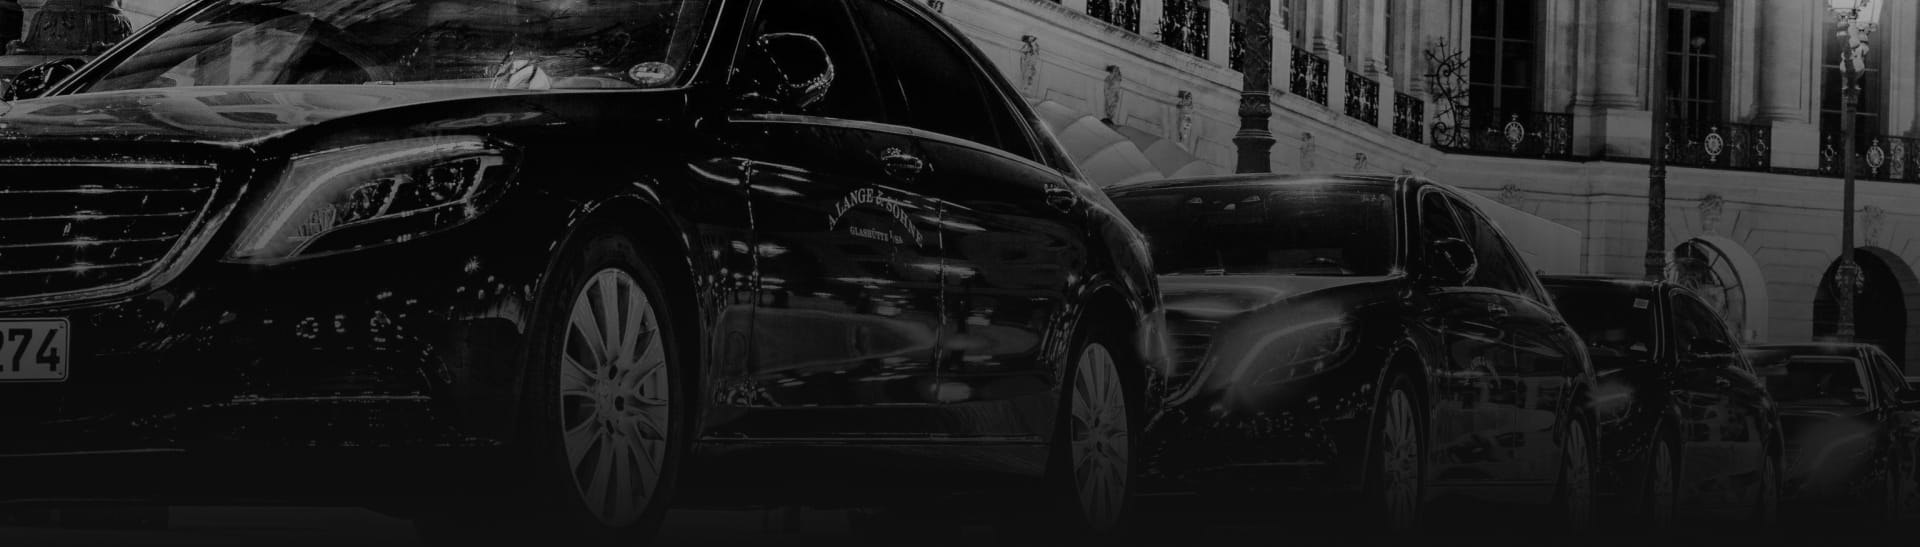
left=0, top=503, right=1908, bottom=546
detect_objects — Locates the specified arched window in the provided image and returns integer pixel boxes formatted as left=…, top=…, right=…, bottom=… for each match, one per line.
left=1669, top=239, right=1749, bottom=341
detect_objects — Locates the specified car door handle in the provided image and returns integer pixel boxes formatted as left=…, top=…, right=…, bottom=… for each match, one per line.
left=1044, top=185, right=1078, bottom=213
left=1714, top=377, right=1732, bottom=389
left=1486, top=303, right=1509, bottom=319
left=879, top=148, right=926, bottom=180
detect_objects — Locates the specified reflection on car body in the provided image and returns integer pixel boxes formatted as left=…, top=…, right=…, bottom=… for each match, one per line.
left=0, top=0, right=1168, bottom=544
left=1543, top=276, right=1784, bottom=526
left=1108, top=174, right=1599, bottom=531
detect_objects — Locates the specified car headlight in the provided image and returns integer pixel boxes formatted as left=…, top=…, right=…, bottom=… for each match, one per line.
left=227, top=136, right=519, bottom=262
left=1220, top=316, right=1358, bottom=386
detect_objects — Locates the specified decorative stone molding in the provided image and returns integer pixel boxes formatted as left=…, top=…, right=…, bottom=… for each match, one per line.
left=1102, top=64, right=1124, bottom=122
left=1299, top=131, right=1316, bottom=170
left=1498, top=183, right=1528, bottom=210
left=1019, top=34, right=1041, bottom=97
left=1699, top=193, right=1725, bottom=234
left=1866, top=205, right=1887, bottom=248
left=1175, top=89, right=1195, bottom=147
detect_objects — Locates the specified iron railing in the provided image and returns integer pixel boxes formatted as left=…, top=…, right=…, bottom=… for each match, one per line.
left=1431, top=110, right=1574, bottom=160
left=1087, top=0, right=1142, bottom=33
left=1665, top=120, right=1771, bottom=171
left=1159, top=0, right=1209, bottom=59
left=1290, top=47, right=1328, bottom=106
left=1821, top=132, right=1920, bottom=183
left=1393, top=92, right=1424, bottom=143
left=1344, top=71, right=1379, bottom=125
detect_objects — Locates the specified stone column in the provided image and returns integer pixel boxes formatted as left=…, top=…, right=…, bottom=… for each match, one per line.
left=1757, top=0, right=1821, bottom=170
left=1757, top=0, right=1814, bottom=123
left=1593, top=0, right=1646, bottom=109
left=1315, top=0, right=1340, bottom=55
left=1140, top=0, right=1165, bottom=39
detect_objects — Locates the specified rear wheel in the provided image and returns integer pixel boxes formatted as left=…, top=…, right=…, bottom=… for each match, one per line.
left=417, top=230, right=687, bottom=546
left=1752, top=453, right=1780, bottom=526
left=1365, top=373, right=1424, bottom=532
left=1883, top=447, right=1920, bottom=524
left=1001, top=328, right=1138, bottom=545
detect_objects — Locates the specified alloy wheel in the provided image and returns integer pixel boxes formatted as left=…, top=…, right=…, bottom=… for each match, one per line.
left=1069, top=342, right=1130, bottom=534
left=559, top=268, right=670, bottom=528
left=1380, top=388, right=1422, bottom=530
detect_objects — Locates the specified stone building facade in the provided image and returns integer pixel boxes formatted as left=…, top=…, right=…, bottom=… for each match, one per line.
left=68, top=0, right=1920, bottom=371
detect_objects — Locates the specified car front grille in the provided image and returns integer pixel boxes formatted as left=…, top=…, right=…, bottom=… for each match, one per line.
left=0, top=162, right=220, bottom=300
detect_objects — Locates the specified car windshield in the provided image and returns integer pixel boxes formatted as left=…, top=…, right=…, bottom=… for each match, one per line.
left=85, top=0, right=712, bottom=93
left=1546, top=284, right=1656, bottom=372
left=1753, top=354, right=1870, bottom=407
left=1112, top=182, right=1396, bottom=276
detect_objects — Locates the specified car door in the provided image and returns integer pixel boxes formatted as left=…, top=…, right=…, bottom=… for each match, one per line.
left=715, top=0, right=946, bottom=437
left=1866, top=348, right=1920, bottom=490
left=1415, top=189, right=1521, bottom=490
left=1453, top=197, right=1567, bottom=495
left=1668, top=291, right=1766, bottom=517
left=849, top=0, right=1088, bottom=439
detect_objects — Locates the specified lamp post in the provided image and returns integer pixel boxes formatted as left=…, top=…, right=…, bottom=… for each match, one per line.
left=1645, top=0, right=1670, bottom=281
left=1233, top=0, right=1275, bottom=173
left=1827, top=0, right=1881, bottom=341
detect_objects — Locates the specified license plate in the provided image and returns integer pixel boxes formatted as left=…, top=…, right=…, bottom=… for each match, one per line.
left=0, top=319, right=68, bottom=383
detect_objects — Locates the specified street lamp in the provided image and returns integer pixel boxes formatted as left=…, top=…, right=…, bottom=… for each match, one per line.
left=1827, top=0, right=1881, bottom=341
left=1232, top=0, right=1275, bottom=173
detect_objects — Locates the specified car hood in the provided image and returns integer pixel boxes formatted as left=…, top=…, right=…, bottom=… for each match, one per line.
left=0, top=85, right=542, bottom=147
left=1159, top=274, right=1396, bottom=323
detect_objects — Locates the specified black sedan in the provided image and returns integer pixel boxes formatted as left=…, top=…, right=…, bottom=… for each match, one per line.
left=0, top=0, right=1168, bottom=544
left=1745, top=343, right=1920, bottom=523
left=1108, top=174, right=1599, bottom=532
left=1543, top=276, right=1784, bottom=528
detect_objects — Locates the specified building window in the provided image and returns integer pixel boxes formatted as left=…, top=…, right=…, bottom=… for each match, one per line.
left=1468, top=0, right=1536, bottom=114
left=1385, top=0, right=1398, bottom=75
left=1280, top=0, right=1309, bottom=48
left=1334, top=0, right=1349, bottom=56
left=1161, top=0, right=1209, bottom=58
left=1666, top=1, right=1723, bottom=121
left=1821, top=2, right=1886, bottom=152
left=1088, top=0, right=1142, bottom=33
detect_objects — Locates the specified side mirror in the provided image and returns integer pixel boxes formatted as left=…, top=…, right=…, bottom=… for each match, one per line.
left=1425, top=237, right=1477, bottom=286
left=733, top=33, right=835, bottom=113
left=2, top=58, right=86, bottom=101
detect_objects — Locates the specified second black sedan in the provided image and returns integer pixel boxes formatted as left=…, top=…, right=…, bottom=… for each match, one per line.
left=1543, top=276, right=1784, bottom=528
left=1109, top=174, right=1599, bottom=532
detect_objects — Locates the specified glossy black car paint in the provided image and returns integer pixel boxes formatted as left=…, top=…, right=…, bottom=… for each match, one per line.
left=1108, top=175, right=1598, bottom=511
left=0, top=0, right=1166, bottom=508
left=1542, top=276, right=1785, bottom=522
left=1745, top=342, right=1920, bottom=515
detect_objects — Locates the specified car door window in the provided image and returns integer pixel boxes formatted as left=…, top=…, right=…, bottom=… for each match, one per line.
left=1418, top=191, right=1466, bottom=282
left=1671, top=293, right=1735, bottom=360
left=1869, top=350, right=1906, bottom=403
left=747, top=0, right=890, bottom=123
left=1452, top=197, right=1534, bottom=299
left=849, top=0, right=1039, bottom=160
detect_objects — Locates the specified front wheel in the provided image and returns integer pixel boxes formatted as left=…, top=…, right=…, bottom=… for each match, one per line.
left=1555, top=418, right=1596, bottom=533
left=418, top=231, right=688, bottom=546
left=1884, top=447, right=1920, bottom=524
left=1635, top=436, right=1680, bottom=530
left=1751, top=453, right=1780, bottom=526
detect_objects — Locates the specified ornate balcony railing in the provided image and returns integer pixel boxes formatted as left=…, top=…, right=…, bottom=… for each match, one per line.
left=1431, top=110, right=1574, bottom=160
left=1087, top=0, right=1142, bottom=33
left=1393, top=92, right=1424, bottom=143
left=1158, top=0, right=1209, bottom=59
left=1821, top=133, right=1920, bottom=183
left=1290, top=47, right=1328, bottom=106
left=1665, top=121, right=1770, bottom=171
left=1344, top=71, right=1379, bottom=124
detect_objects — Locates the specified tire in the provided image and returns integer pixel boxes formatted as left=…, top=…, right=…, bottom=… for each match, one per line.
left=1364, top=372, right=1425, bottom=533
left=1002, top=326, right=1140, bottom=546
left=417, top=228, right=689, bottom=546
left=1882, top=447, right=1919, bottom=525
left=1634, top=435, right=1680, bottom=530
left=1555, top=417, right=1596, bottom=533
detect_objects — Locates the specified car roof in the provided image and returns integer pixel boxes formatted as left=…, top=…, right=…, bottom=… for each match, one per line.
left=1748, top=342, right=1874, bottom=353
left=1102, top=173, right=1410, bottom=197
